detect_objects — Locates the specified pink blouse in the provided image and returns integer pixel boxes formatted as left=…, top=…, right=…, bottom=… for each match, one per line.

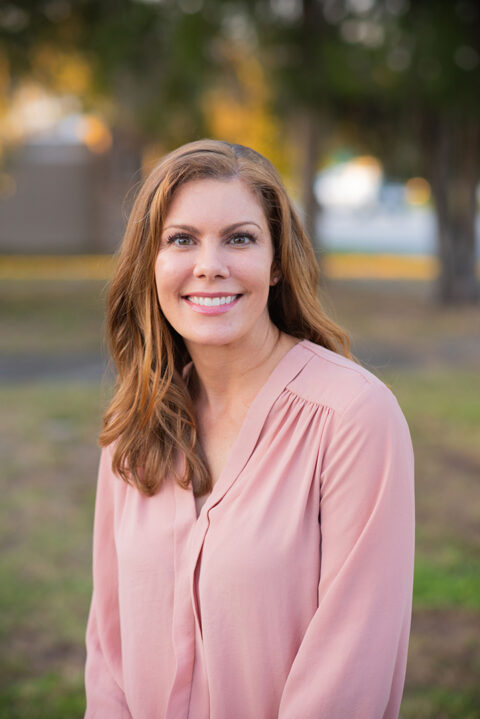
left=84, top=339, right=415, bottom=719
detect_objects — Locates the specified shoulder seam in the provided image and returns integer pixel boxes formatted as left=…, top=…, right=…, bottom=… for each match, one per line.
left=301, top=342, right=376, bottom=387
left=287, top=343, right=393, bottom=417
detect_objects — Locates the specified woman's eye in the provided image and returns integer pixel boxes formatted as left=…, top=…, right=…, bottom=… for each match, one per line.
left=167, top=235, right=193, bottom=247
left=229, top=234, right=253, bottom=246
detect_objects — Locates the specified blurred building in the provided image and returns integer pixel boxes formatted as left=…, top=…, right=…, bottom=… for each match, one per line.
left=0, top=138, right=139, bottom=254
left=0, top=93, right=139, bottom=254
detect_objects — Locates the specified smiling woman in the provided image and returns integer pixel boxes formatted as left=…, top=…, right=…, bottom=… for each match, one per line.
left=84, top=139, right=415, bottom=719
left=155, top=178, right=277, bottom=349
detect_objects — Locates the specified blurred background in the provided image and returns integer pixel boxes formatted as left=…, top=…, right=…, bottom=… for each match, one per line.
left=0, top=1, right=479, bottom=717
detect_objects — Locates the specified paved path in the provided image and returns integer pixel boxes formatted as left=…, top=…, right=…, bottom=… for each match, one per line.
left=2, top=339, right=475, bottom=383
left=0, top=353, right=113, bottom=383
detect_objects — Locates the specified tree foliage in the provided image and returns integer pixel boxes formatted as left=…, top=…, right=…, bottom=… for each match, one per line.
left=0, top=0, right=223, bottom=145
left=1, top=0, right=478, bottom=301
left=246, top=0, right=480, bottom=301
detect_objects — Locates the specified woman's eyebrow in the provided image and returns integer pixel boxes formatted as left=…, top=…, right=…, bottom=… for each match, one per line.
left=221, top=221, right=263, bottom=233
left=162, top=221, right=263, bottom=234
left=162, top=223, right=198, bottom=233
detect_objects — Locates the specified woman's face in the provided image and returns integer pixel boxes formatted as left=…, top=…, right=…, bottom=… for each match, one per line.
left=155, top=177, right=278, bottom=353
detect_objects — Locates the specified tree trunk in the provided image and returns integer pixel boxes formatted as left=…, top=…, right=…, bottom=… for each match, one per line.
left=427, top=115, right=479, bottom=304
left=298, top=0, right=324, bottom=259
left=300, top=111, right=321, bottom=255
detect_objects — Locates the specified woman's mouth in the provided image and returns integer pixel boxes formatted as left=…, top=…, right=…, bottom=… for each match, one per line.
left=182, top=294, right=242, bottom=314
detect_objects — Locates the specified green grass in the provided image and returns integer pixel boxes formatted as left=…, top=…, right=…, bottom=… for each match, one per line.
left=0, top=381, right=104, bottom=718
left=0, top=673, right=86, bottom=719
left=1, top=278, right=479, bottom=718
left=413, top=552, right=480, bottom=609
left=1, top=375, right=478, bottom=717
left=401, top=687, right=480, bottom=719
left=385, top=370, right=480, bottom=444
left=0, top=280, right=108, bottom=355
left=383, top=371, right=480, bottom=612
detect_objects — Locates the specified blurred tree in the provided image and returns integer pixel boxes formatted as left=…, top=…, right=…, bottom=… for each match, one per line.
left=1, top=1, right=478, bottom=302
left=236, top=0, right=338, bottom=254
left=248, top=0, right=479, bottom=303
left=202, top=45, right=291, bottom=180
left=0, top=0, right=223, bottom=161
left=391, top=0, right=480, bottom=303
left=341, top=0, right=480, bottom=303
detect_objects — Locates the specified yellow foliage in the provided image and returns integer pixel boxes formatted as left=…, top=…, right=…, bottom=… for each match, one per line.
left=141, top=142, right=169, bottom=178
left=203, top=45, right=291, bottom=178
left=32, top=46, right=93, bottom=96
left=80, top=115, right=112, bottom=154
left=0, top=52, right=10, bottom=117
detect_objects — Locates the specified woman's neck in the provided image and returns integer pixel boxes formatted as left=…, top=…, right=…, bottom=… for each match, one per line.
left=186, top=327, right=296, bottom=419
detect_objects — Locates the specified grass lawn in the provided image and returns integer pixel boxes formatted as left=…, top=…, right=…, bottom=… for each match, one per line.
left=1, top=277, right=479, bottom=718
left=0, top=382, right=99, bottom=718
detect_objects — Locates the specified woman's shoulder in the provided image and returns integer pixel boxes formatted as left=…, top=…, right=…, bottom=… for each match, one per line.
left=289, top=339, right=400, bottom=418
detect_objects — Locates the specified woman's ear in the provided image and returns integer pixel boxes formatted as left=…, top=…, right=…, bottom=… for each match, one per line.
left=270, top=264, right=281, bottom=286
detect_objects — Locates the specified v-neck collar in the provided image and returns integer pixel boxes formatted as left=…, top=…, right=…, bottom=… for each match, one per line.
left=180, top=339, right=313, bottom=526
left=166, top=339, right=313, bottom=688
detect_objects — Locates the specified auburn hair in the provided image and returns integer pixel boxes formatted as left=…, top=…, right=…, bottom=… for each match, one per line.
left=99, top=139, right=352, bottom=497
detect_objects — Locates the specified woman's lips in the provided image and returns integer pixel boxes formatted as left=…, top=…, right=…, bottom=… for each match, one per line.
left=182, top=294, right=242, bottom=314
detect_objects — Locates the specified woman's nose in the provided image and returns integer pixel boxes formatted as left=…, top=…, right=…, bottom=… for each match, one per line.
left=193, top=242, right=230, bottom=279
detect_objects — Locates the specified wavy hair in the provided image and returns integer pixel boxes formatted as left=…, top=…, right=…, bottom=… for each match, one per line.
left=100, top=139, right=352, bottom=497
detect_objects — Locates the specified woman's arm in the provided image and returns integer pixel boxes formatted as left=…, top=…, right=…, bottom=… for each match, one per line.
left=84, top=446, right=133, bottom=718
left=278, top=382, right=415, bottom=719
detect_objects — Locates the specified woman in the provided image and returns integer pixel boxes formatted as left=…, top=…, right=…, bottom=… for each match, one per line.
left=84, top=139, right=415, bottom=719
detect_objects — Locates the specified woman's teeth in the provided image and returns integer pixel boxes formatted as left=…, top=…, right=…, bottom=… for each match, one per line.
left=187, top=295, right=238, bottom=306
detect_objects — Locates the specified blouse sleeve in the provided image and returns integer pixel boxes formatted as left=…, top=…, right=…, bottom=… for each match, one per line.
left=84, top=446, right=133, bottom=719
left=278, top=382, right=415, bottom=719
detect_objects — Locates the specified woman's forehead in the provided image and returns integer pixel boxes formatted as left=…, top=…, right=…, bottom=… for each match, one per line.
left=164, top=177, right=269, bottom=230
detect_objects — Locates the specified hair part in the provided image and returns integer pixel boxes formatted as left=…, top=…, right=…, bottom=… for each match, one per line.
left=99, top=139, right=352, bottom=497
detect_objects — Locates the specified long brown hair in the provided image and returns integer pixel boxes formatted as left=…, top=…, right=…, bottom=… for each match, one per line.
left=100, top=139, right=352, bottom=497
